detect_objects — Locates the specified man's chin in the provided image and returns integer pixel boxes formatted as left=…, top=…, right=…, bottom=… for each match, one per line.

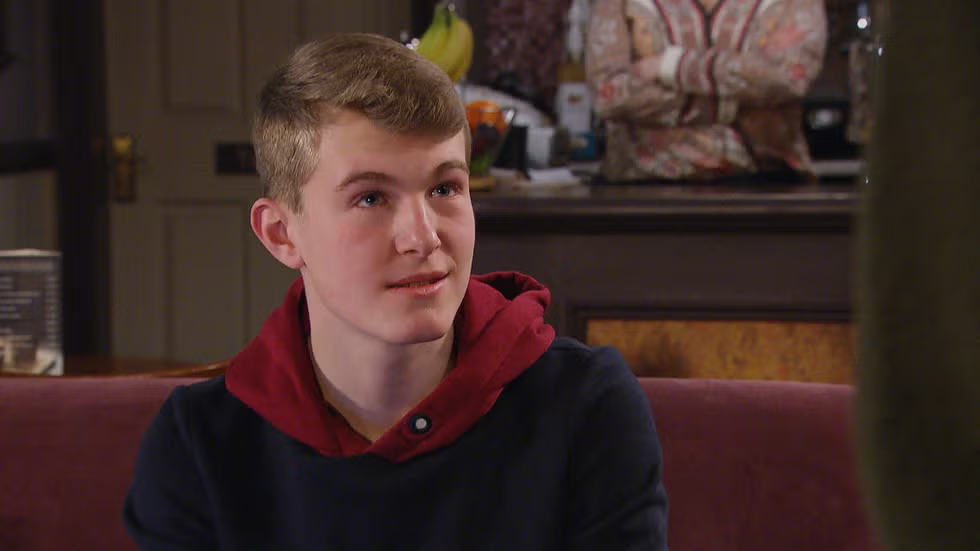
left=386, top=317, right=455, bottom=346
left=397, top=327, right=452, bottom=346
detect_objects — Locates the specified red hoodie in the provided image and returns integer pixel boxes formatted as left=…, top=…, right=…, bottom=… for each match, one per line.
left=225, top=271, right=556, bottom=463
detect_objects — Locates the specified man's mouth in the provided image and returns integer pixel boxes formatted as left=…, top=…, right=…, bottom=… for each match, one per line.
left=400, top=280, right=438, bottom=288
left=389, top=272, right=448, bottom=288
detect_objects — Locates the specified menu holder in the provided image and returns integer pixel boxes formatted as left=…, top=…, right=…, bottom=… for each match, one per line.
left=0, top=250, right=62, bottom=375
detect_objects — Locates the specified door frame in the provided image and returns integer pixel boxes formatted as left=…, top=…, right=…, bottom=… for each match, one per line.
left=51, top=0, right=110, bottom=356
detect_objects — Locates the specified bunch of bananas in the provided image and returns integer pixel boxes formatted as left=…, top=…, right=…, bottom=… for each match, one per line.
left=413, top=3, right=474, bottom=82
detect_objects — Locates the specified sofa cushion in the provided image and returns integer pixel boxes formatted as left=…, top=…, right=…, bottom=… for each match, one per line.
left=642, top=377, right=879, bottom=551
left=0, top=377, right=194, bottom=551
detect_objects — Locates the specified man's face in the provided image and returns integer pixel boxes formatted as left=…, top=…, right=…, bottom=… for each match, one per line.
left=287, top=111, right=474, bottom=346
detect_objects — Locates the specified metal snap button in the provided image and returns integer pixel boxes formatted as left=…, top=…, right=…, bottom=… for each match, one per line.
left=409, top=414, right=432, bottom=434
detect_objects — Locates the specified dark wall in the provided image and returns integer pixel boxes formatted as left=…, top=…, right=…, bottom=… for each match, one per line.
left=0, top=0, right=51, bottom=143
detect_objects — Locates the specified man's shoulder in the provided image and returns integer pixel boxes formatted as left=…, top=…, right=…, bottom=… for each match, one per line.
left=165, top=375, right=256, bottom=430
left=537, top=336, right=632, bottom=374
left=517, top=336, right=637, bottom=397
left=172, top=374, right=231, bottom=404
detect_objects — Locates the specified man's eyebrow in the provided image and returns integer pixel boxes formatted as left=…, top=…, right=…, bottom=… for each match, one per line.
left=335, top=160, right=469, bottom=191
left=436, top=160, right=470, bottom=175
left=335, top=171, right=393, bottom=191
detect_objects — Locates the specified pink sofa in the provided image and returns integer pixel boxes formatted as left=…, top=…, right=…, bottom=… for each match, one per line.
left=0, top=376, right=879, bottom=550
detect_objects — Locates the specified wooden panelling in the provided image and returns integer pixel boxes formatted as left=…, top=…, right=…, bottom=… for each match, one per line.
left=301, top=1, right=410, bottom=41
left=161, top=0, right=242, bottom=112
left=110, top=202, right=168, bottom=359
left=587, top=319, right=856, bottom=383
left=242, top=1, right=305, bottom=124
left=245, top=231, right=298, bottom=340
left=164, top=204, right=246, bottom=363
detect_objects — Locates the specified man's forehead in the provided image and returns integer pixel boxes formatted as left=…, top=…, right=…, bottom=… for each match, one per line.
left=319, top=110, right=461, bottom=140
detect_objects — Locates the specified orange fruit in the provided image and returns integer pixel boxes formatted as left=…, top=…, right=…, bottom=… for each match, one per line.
left=466, top=100, right=506, bottom=134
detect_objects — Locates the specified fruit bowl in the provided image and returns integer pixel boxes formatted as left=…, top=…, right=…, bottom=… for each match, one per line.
left=467, top=102, right=517, bottom=177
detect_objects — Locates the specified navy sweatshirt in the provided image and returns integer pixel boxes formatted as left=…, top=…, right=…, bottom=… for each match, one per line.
left=124, top=273, right=669, bottom=550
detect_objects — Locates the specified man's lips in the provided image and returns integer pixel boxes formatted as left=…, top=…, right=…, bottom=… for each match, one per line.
left=388, top=271, right=449, bottom=288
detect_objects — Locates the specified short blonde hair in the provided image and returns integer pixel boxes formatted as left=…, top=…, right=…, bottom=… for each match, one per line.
left=253, top=33, right=469, bottom=212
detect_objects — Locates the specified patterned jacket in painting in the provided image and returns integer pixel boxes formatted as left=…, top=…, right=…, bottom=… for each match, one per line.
left=586, top=0, right=827, bottom=181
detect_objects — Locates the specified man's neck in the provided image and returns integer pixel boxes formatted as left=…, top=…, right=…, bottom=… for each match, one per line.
left=308, top=327, right=455, bottom=443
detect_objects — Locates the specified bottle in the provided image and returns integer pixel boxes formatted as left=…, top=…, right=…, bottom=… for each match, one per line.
left=555, top=0, right=594, bottom=160
left=847, top=1, right=878, bottom=145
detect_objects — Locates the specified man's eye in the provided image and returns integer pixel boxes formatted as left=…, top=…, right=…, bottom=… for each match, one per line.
left=432, top=183, right=459, bottom=197
left=356, top=192, right=383, bottom=207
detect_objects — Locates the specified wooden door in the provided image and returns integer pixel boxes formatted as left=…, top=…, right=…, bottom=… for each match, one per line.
left=104, top=1, right=410, bottom=362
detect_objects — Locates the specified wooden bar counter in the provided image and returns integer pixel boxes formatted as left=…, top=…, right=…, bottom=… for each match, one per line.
left=470, top=180, right=860, bottom=382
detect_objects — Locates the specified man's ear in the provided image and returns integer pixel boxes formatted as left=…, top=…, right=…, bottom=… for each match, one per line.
left=250, top=198, right=304, bottom=270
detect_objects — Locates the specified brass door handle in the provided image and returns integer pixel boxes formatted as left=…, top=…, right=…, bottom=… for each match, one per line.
left=110, top=134, right=140, bottom=203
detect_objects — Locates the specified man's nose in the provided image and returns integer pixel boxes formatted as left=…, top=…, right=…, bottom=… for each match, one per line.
left=393, top=198, right=441, bottom=256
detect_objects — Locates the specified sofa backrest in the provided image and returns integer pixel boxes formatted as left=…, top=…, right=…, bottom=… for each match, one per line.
left=0, top=377, right=197, bottom=551
left=642, top=378, right=879, bottom=550
left=0, top=376, right=880, bottom=550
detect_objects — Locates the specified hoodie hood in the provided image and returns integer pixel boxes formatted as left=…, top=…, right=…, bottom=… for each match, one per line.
left=226, top=271, right=555, bottom=463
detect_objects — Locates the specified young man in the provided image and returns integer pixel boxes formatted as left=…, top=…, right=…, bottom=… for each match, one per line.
left=124, top=33, right=668, bottom=549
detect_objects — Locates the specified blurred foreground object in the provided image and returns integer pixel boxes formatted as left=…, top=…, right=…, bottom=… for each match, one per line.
left=855, top=1, right=980, bottom=549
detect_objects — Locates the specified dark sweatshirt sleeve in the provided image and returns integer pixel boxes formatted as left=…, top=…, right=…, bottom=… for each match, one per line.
left=564, top=347, right=670, bottom=550
left=123, top=388, right=218, bottom=550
